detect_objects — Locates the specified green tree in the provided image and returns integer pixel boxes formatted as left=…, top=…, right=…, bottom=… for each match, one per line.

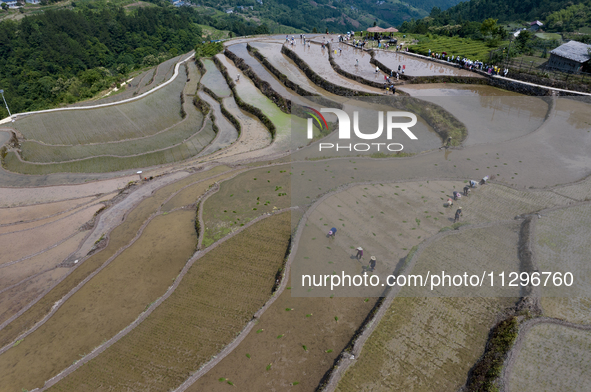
left=480, top=18, right=498, bottom=38
left=515, top=30, right=532, bottom=51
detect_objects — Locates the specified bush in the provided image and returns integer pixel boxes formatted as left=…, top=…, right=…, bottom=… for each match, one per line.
left=195, top=42, right=224, bottom=59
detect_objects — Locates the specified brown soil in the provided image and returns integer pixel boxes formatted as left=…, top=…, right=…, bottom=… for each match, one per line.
left=0, top=210, right=197, bottom=392
left=0, top=196, right=97, bottom=225
left=0, top=204, right=103, bottom=265
left=188, top=276, right=377, bottom=391
left=0, top=167, right=231, bottom=350
left=0, top=176, right=135, bottom=207
left=47, top=212, right=291, bottom=392
left=0, top=268, right=70, bottom=327
left=0, top=200, right=104, bottom=235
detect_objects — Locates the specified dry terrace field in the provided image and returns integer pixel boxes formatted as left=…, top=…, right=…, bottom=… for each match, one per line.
left=0, top=209, right=198, bottom=392
left=335, top=224, right=521, bottom=392
left=535, top=204, right=591, bottom=324
left=508, top=323, right=591, bottom=391
left=47, top=212, right=291, bottom=391
left=0, top=166, right=232, bottom=352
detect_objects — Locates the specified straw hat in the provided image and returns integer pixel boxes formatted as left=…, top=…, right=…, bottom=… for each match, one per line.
left=357, top=247, right=363, bottom=251
left=459, top=207, right=462, bottom=209
left=370, top=256, right=376, bottom=261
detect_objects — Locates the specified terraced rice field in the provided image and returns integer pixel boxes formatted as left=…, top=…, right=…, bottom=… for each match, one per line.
left=535, top=204, right=591, bottom=324
left=249, top=41, right=336, bottom=96
left=215, top=54, right=296, bottom=148
left=4, top=60, right=219, bottom=174
left=335, top=224, right=521, bottom=391
left=201, top=58, right=232, bottom=97
left=4, top=118, right=216, bottom=174
left=47, top=212, right=291, bottom=392
left=0, top=209, right=198, bottom=392
left=0, top=166, right=231, bottom=352
left=0, top=203, right=103, bottom=265
left=409, top=36, right=508, bottom=60
left=2, top=35, right=591, bottom=392
left=13, top=67, right=188, bottom=145
left=201, top=164, right=291, bottom=247
left=188, top=275, right=377, bottom=391
left=508, top=323, right=591, bottom=391
left=18, top=62, right=204, bottom=164
left=372, top=47, right=479, bottom=77
left=286, top=42, right=382, bottom=94
left=197, top=91, right=239, bottom=156
left=0, top=177, right=135, bottom=207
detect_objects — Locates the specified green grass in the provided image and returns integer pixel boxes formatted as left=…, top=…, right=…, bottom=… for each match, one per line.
left=197, top=24, right=231, bottom=40
left=409, top=36, right=507, bottom=60
left=535, top=33, right=562, bottom=41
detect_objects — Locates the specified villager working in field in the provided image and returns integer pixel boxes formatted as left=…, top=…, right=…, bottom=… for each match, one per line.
left=328, top=227, right=337, bottom=238
left=469, top=180, right=478, bottom=188
left=446, top=198, right=454, bottom=207
left=236, top=74, right=240, bottom=82
left=463, top=186, right=470, bottom=196
left=355, top=247, right=363, bottom=260
left=480, top=175, right=489, bottom=185
left=369, top=256, right=376, bottom=272
left=453, top=191, right=462, bottom=201
left=454, top=207, right=462, bottom=223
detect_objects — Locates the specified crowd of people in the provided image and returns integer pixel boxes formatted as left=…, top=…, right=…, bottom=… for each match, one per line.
left=426, top=49, right=509, bottom=76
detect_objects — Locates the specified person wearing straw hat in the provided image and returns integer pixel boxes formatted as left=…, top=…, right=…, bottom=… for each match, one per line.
left=369, top=256, right=376, bottom=271
left=454, top=207, right=463, bottom=223
left=355, top=247, right=363, bottom=260
left=328, top=227, right=337, bottom=238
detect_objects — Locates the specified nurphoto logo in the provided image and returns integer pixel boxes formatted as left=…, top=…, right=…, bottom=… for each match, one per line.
left=304, top=106, right=418, bottom=152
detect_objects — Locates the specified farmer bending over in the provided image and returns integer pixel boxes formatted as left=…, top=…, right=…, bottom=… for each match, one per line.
left=454, top=207, right=463, bottom=223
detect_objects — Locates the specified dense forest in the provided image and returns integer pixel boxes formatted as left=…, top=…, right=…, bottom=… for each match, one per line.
left=0, top=6, right=205, bottom=116
left=192, top=0, right=463, bottom=32
left=400, top=0, right=591, bottom=33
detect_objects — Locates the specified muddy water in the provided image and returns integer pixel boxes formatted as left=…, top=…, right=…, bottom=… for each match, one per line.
left=540, top=98, right=591, bottom=172
left=373, top=49, right=481, bottom=77
left=215, top=54, right=294, bottom=150
left=0, top=131, right=10, bottom=148
left=201, top=59, right=232, bottom=97
left=227, top=43, right=343, bottom=122
left=197, top=91, right=239, bottom=156
left=288, top=42, right=383, bottom=94
left=332, top=42, right=386, bottom=82
left=249, top=41, right=338, bottom=97
left=399, top=84, right=549, bottom=146
left=227, top=43, right=295, bottom=99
